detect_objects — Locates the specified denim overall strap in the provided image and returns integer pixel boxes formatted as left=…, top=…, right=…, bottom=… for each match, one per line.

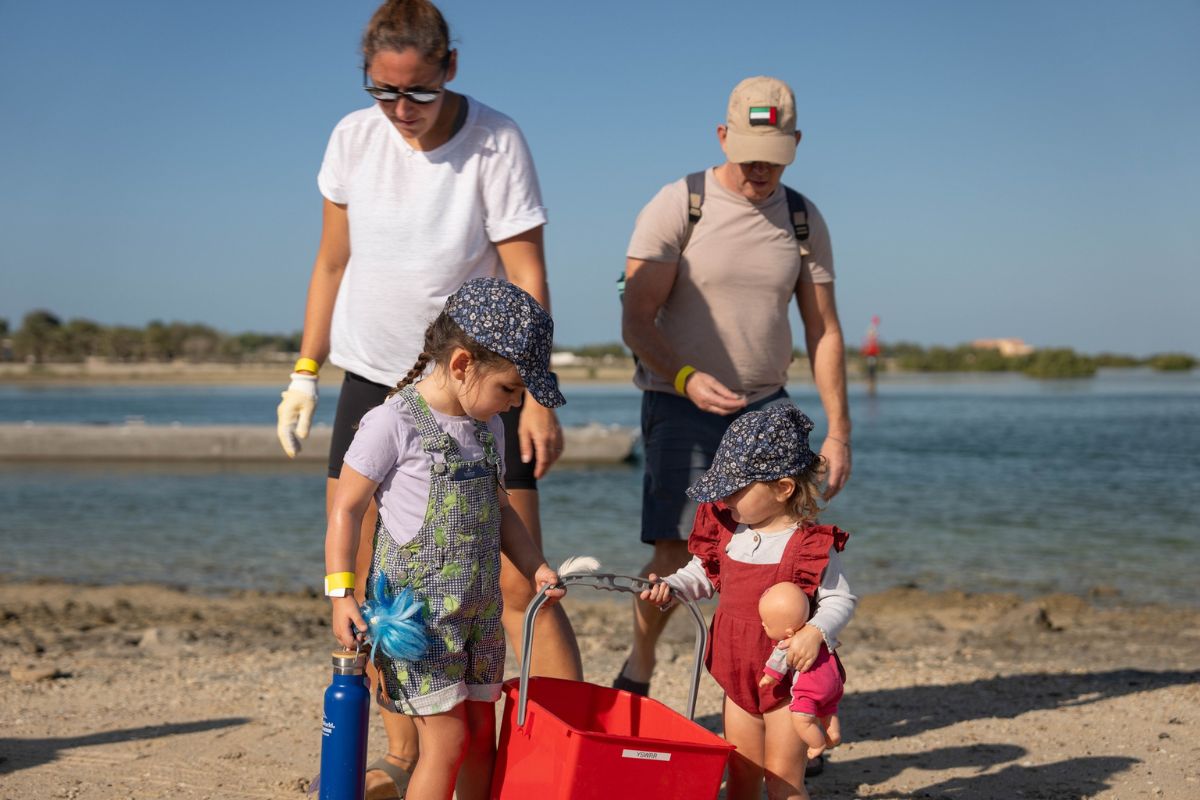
left=396, top=385, right=464, bottom=467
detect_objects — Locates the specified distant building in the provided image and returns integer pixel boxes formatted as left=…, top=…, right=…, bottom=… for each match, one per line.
left=550, top=351, right=583, bottom=366
left=971, top=338, right=1034, bottom=357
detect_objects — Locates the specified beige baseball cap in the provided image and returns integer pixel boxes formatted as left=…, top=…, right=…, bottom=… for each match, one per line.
left=724, top=76, right=798, bottom=165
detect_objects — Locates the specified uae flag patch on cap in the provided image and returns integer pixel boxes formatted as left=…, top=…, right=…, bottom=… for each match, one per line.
left=749, top=106, right=778, bottom=126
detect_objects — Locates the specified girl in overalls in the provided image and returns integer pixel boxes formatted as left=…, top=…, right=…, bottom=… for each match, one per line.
left=640, top=404, right=856, bottom=800
left=326, top=277, right=565, bottom=800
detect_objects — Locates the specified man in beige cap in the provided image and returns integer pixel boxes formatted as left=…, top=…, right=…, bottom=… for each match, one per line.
left=614, top=75, right=852, bottom=752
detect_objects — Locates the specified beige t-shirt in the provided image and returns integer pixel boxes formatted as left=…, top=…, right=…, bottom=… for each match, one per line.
left=626, top=168, right=834, bottom=402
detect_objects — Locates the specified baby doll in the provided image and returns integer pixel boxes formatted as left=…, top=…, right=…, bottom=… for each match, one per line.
left=758, top=581, right=843, bottom=758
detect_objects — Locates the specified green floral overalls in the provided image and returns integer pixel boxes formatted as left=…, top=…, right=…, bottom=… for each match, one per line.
left=366, top=386, right=506, bottom=715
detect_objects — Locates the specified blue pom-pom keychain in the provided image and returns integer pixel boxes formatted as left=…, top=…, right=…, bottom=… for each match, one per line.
left=358, top=574, right=428, bottom=665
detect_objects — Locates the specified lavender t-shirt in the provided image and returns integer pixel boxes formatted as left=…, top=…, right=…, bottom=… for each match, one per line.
left=343, top=393, right=506, bottom=547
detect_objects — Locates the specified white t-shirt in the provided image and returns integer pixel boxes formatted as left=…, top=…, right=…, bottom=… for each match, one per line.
left=318, top=98, right=548, bottom=386
left=342, top=391, right=506, bottom=546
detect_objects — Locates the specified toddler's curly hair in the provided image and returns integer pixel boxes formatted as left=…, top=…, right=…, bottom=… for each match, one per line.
left=777, top=454, right=827, bottom=524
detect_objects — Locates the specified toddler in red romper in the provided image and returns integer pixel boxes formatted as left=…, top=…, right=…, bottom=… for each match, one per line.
left=640, top=404, right=855, bottom=800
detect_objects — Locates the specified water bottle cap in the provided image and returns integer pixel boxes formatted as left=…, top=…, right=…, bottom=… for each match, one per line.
left=331, top=648, right=367, bottom=673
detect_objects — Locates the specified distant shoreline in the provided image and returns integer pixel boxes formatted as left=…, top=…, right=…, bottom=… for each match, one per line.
left=0, top=359, right=1190, bottom=388
left=0, top=359, right=822, bottom=387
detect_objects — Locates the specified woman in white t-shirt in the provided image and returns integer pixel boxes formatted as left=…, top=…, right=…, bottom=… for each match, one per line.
left=275, top=2, right=582, bottom=795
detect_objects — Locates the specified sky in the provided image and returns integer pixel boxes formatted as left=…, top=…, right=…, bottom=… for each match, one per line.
left=1, top=0, right=1197, bottom=357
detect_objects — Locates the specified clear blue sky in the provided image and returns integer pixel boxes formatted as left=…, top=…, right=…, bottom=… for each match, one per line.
left=2, top=0, right=1197, bottom=356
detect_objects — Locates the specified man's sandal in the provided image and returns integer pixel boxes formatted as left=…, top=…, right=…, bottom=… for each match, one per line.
left=364, top=755, right=414, bottom=800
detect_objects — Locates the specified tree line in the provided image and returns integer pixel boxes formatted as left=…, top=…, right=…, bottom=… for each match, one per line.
left=864, top=342, right=1195, bottom=377
left=1, top=311, right=300, bottom=363
left=1, top=311, right=1194, bottom=376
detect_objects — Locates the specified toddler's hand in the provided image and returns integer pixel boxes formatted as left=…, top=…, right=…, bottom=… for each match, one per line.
left=639, top=574, right=674, bottom=609
left=781, top=625, right=823, bottom=673
left=534, top=563, right=565, bottom=606
left=331, top=596, right=368, bottom=652
left=758, top=673, right=778, bottom=688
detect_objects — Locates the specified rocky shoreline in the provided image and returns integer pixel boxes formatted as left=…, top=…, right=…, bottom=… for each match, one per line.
left=0, top=422, right=638, bottom=464
left=2, top=578, right=1197, bottom=798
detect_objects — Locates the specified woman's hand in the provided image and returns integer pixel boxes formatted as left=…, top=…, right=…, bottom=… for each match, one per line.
left=781, top=624, right=824, bottom=672
left=639, top=573, right=674, bottom=609
left=331, top=596, right=369, bottom=651
left=534, top=563, right=565, bottom=605
left=518, top=401, right=563, bottom=479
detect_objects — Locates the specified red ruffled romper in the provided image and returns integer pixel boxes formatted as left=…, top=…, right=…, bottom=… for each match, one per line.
left=690, top=502, right=849, bottom=715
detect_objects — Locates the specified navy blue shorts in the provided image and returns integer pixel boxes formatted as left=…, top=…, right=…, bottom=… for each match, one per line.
left=639, top=389, right=791, bottom=543
left=328, top=371, right=535, bottom=490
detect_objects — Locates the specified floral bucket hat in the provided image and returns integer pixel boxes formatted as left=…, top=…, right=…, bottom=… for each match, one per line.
left=445, top=277, right=566, bottom=408
left=687, top=404, right=818, bottom=503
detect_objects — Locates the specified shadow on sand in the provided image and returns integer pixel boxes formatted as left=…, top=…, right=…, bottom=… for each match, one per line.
left=693, top=668, right=1194, bottom=797
left=0, top=717, right=249, bottom=776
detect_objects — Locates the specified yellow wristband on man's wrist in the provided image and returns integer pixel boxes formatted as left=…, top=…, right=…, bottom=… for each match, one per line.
left=674, top=365, right=696, bottom=396
left=324, top=572, right=355, bottom=597
left=294, top=357, right=320, bottom=376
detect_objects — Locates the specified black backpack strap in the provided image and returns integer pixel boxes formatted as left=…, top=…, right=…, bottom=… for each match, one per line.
left=679, top=170, right=707, bottom=254
left=618, top=170, right=709, bottom=303
left=784, top=185, right=810, bottom=241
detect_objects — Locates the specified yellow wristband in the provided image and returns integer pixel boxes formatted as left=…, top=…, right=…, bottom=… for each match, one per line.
left=324, top=572, right=355, bottom=597
left=294, top=357, right=320, bottom=375
left=674, top=365, right=696, bottom=396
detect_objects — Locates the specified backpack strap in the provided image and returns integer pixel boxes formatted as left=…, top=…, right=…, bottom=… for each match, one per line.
left=618, top=173, right=807, bottom=303
left=678, top=170, right=707, bottom=255
left=617, top=170, right=708, bottom=303
left=784, top=185, right=810, bottom=241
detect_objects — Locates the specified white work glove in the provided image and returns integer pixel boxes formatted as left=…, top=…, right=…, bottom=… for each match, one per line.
left=276, top=372, right=318, bottom=458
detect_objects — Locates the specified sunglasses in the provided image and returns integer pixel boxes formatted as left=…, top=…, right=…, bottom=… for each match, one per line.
left=362, top=67, right=443, bottom=104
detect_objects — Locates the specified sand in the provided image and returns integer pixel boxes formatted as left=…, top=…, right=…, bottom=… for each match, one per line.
left=2, top=579, right=1197, bottom=799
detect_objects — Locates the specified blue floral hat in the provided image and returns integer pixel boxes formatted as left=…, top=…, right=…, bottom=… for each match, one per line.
left=686, top=404, right=818, bottom=503
left=445, top=277, right=566, bottom=409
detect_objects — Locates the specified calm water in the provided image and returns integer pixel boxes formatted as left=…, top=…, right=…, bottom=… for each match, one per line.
left=1, top=370, right=1197, bottom=605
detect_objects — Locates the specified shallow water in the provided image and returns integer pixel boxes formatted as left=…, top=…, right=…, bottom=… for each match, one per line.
left=2, top=370, right=1197, bottom=604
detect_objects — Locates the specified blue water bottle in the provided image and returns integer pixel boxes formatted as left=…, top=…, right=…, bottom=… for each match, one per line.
left=318, top=648, right=370, bottom=800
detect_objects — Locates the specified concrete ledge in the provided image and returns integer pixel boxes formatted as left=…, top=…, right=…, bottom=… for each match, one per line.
left=0, top=423, right=638, bottom=464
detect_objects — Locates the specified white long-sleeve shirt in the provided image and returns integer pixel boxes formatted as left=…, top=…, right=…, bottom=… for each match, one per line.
left=662, top=524, right=856, bottom=649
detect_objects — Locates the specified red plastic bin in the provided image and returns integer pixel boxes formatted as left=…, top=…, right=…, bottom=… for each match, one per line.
left=491, top=574, right=735, bottom=799
left=491, top=676, right=733, bottom=799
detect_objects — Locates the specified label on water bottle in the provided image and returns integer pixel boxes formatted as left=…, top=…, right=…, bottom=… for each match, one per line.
left=621, top=749, right=671, bottom=762
left=321, top=716, right=334, bottom=737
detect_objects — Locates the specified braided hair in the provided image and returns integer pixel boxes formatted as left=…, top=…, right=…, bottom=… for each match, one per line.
left=388, top=311, right=509, bottom=397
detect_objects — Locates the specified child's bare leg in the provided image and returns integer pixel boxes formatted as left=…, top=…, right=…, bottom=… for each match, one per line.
left=407, top=704, right=469, bottom=800
left=791, top=713, right=829, bottom=759
left=763, top=703, right=807, bottom=800
left=455, top=701, right=496, bottom=800
left=722, top=696, right=766, bottom=800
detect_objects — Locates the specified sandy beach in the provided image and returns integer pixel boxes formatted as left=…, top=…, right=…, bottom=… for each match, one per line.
left=2, top=579, right=1197, bottom=799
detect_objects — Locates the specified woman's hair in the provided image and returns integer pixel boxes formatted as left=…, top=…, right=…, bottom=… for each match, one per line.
left=362, top=0, right=453, bottom=70
left=776, top=455, right=828, bottom=524
left=388, top=312, right=509, bottom=396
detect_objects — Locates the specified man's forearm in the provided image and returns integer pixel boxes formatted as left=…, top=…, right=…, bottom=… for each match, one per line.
left=622, top=315, right=685, bottom=383
left=809, top=328, right=850, bottom=439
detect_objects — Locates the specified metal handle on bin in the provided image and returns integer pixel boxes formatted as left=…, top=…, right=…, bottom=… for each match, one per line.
left=517, top=573, right=708, bottom=727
